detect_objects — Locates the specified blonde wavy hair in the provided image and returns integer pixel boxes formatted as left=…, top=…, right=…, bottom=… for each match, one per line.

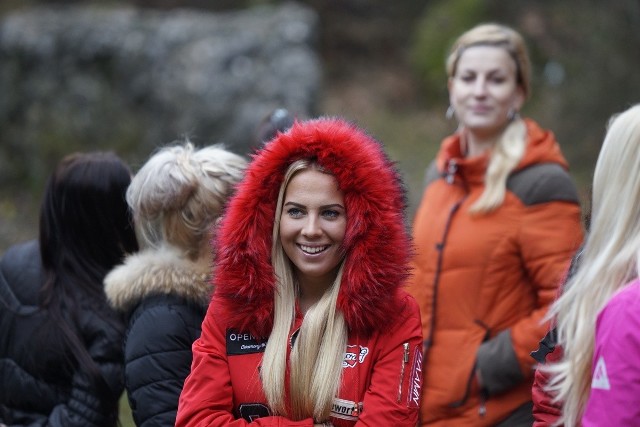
left=545, top=104, right=640, bottom=425
left=447, top=23, right=531, bottom=213
left=127, top=141, right=247, bottom=260
left=260, top=159, right=348, bottom=422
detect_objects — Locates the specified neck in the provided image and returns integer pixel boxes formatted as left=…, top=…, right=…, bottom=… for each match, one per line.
left=463, top=130, right=498, bottom=158
left=296, top=276, right=334, bottom=314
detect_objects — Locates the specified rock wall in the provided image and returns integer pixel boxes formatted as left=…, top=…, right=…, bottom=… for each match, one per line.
left=0, top=2, right=320, bottom=187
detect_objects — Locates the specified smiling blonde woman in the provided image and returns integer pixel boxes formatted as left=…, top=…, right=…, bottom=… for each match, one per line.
left=176, top=117, right=423, bottom=427
left=408, top=23, right=584, bottom=426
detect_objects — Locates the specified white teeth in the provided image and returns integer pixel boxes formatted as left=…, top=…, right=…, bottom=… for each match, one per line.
left=300, top=245, right=327, bottom=254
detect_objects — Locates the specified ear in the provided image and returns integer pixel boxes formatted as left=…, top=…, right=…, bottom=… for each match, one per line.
left=513, top=86, right=525, bottom=111
left=447, top=77, right=455, bottom=106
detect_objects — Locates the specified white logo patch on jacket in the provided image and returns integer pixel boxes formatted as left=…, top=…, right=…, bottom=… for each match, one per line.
left=343, top=345, right=369, bottom=368
left=591, top=356, right=611, bottom=390
left=331, top=398, right=363, bottom=421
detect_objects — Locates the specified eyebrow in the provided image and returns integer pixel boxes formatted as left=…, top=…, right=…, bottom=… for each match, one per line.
left=459, top=68, right=509, bottom=74
left=284, top=201, right=345, bottom=210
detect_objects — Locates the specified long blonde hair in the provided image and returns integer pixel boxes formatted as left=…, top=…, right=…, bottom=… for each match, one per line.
left=545, top=104, right=640, bottom=424
left=260, top=159, right=349, bottom=422
left=447, top=23, right=530, bottom=213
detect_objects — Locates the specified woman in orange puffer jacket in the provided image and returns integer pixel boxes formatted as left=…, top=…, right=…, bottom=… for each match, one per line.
left=408, top=23, right=584, bottom=426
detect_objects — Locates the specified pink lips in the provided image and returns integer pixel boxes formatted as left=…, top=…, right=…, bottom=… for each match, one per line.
left=469, top=105, right=492, bottom=114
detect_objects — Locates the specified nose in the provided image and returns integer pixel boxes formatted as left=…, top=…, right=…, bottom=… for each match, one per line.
left=472, top=77, right=487, bottom=96
left=301, top=215, right=322, bottom=238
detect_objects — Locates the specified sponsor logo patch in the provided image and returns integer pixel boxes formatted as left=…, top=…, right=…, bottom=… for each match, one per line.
left=343, top=345, right=369, bottom=368
left=407, top=345, right=423, bottom=408
left=226, top=329, right=267, bottom=355
left=238, top=403, right=271, bottom=421
left=331, top=398, right=363, bottom=421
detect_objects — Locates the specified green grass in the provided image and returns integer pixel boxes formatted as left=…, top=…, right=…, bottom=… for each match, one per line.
left=119, top=393, right=135, bottom=427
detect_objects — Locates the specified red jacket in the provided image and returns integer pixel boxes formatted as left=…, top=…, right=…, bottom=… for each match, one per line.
left=176, top=117, right=423, bottom=426
left=532, top=332, right=563, bottom=426
left=178, top=292, right=422, bottom=426
left=408, top=119, right=583, bottom=425
left=531, top=248, right=583, bottom=426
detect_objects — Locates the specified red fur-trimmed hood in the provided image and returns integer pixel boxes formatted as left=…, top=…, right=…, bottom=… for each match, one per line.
left=213, top=117, right=412, bottom=338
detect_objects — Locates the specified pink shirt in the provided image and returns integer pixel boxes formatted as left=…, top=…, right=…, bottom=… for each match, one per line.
left=582, top=279, right=640, bottom=425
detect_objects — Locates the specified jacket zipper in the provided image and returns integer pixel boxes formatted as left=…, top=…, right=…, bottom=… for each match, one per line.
left=424, top=195, right=466, bottom=352
left=424, top=160, right=466, bottom=352
left=445, top=159, right=457, bottom=184
left=397, top=342, right=410, bottom=402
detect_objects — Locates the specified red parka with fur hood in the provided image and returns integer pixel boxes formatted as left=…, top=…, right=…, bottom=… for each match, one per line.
left=176, top=118, right=423, bottom=427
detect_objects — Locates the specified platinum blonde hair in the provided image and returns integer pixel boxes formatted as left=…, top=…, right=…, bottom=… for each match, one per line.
left=127, top=141, right=247, bottom=260
left=545, top=104, right=640, bottom=425
left=447, top=23, right=530, bottom=214
left=261, top=159, right=348, bottom=422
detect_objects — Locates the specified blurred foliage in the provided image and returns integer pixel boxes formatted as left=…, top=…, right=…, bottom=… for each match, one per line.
left=411, top=0, right=488, bottom=104
left=2, top=0, right=638, bottom=244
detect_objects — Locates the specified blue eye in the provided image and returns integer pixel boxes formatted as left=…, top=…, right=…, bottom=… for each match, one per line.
left=322, top=210, right=340, bottom=219
left=286, top=207, right=304, bottom=218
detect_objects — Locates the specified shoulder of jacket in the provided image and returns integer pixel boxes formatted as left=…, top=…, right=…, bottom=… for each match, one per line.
left=602, top=280, right=640, bottom=313
left=129, top=292, right=201, bottom=326
left=0, top=241, right=41, bottom=312
left=105, top=246, right=212, bottom=313
left=507, top=162, right=579, bottom=206
left=389, top=290, right=421, bottom=324
left=1, top=240, right=41, bottom=277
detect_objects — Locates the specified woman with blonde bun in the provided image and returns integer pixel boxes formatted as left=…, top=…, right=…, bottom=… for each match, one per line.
left=105, top=142, right=246, bottom=427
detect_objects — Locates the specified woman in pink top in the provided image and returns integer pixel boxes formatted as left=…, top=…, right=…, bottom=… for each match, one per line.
left=540, top=104, right=640, bottom=425
left=582, top=280, right=640, bottom=425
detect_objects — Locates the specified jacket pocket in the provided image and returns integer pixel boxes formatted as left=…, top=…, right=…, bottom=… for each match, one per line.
left=446, top=320, right=490, bottom=409
left=448, top=360, right=478, bottom=408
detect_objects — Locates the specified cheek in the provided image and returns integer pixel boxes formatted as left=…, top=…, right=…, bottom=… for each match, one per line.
left=449, top=83, right=465, bottom=101
left=279, top=219, right=295, bottom=242
left=492, top=84, right=520, bottom=102
left=496, top=91, right=516, bottom=104
left=450, top=85, right=471, bottom=109
left=330, top=222, right=347, bottom=244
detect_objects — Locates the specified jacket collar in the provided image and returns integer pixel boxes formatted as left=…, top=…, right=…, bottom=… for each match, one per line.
left=436, top=119, right=569, bottom=185
left=104, top=245, right=212, bottom=313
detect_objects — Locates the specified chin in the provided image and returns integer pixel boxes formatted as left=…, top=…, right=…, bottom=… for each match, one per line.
left=465, top=120, right=504, bottom=134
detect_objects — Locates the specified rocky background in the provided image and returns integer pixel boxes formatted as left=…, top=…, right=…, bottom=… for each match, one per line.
left=2, top=0, right=640, bottom=253
left=0, top=3, right=320, bottom=188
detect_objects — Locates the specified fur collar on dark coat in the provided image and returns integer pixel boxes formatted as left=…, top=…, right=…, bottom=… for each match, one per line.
left=214, top=117, right=413, bottom=338
left=104, top=245, right=212, bottom=313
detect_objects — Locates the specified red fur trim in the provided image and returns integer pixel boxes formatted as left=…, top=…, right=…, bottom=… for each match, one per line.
left=213, top=117, right=412, bottom=337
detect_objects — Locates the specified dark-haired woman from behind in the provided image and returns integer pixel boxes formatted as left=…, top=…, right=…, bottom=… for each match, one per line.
left=0, top=152, right=138, bottom=427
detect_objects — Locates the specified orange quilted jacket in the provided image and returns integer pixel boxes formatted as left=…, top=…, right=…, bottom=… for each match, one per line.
left=408, top=119, right=584, bottom=426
